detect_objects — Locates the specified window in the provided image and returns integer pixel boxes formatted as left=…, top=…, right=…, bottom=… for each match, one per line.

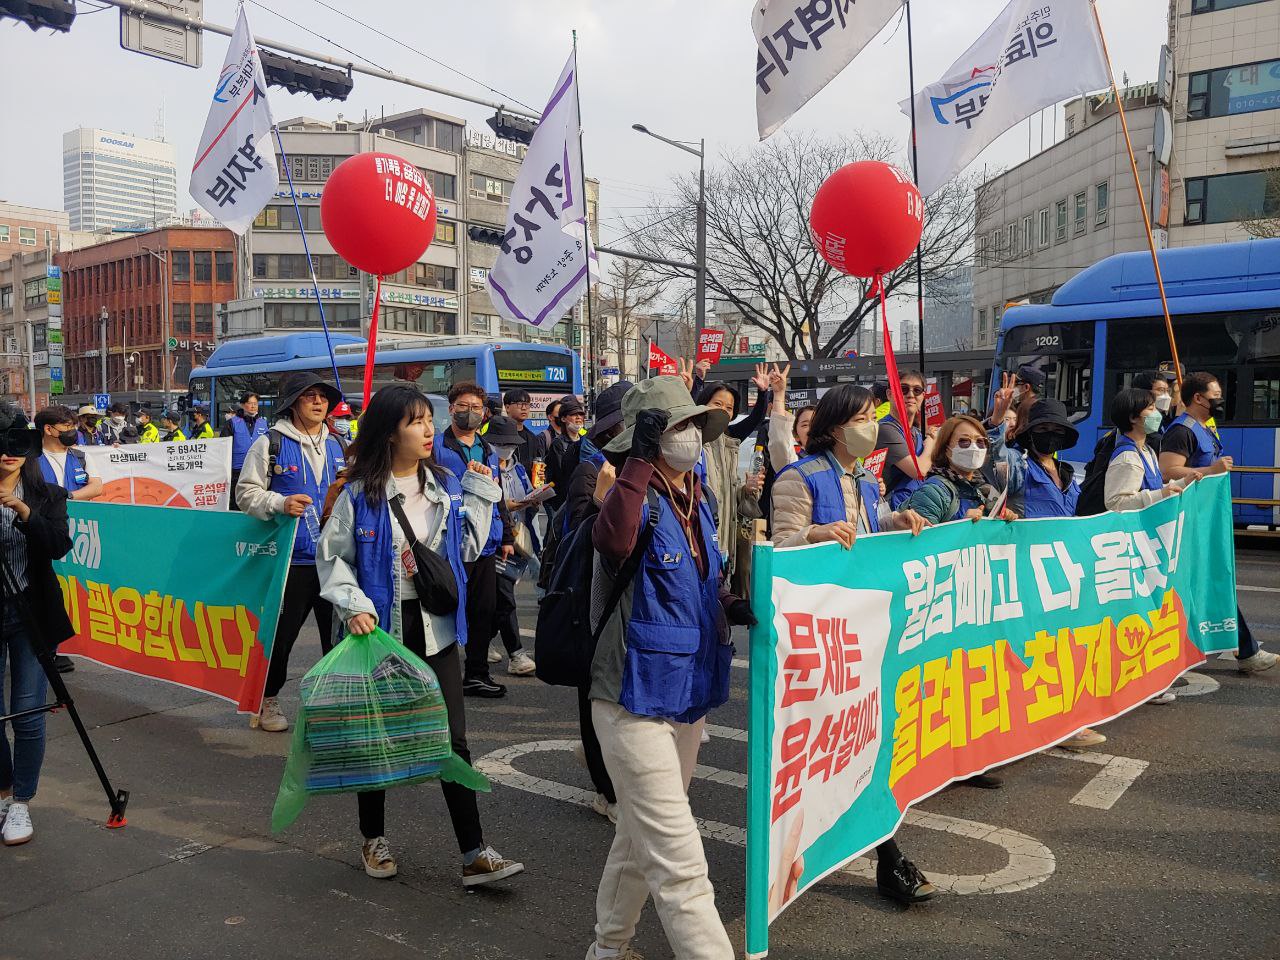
left=23, top=277, right=44, bottom=308
left=171, top=251, right=190, bottom=282
left=435, top=220, right=457, bottom=246
left=977, top=233, right=988, bottom=266
left=1192, top=0, right=1271, bottom=13
left=18, top=227, right=36, bottom=246
left=978, top=308, right=987, bottom=337
left=193, top=251, right=212, bottom=283
left=0, top=225, right=8, bottom=243
left=253, top=206, right=280, bottom=229
left=216, top=250, right=233, bottom=283
left=172, top=302, right=191, bottom=335
left=1095, top=181, right=1110, bottom=226
left=1038, top=208, right=1051, bottom=247
left=1054, top=200, right=1068, bottom=242
left=425, top=170, right=457, bottom=201
left=264, top=302, right=362, bottom=329
left=1074, top=192, right=1087, bottom=235
left=252, top=205, right=324, bottom=231
left=0, top=286, right=10, bottom=310
left=1006, top=223, right=1018, bottom=258
left=1021, top=215, right=1033, bottom=255
left=470, top=313, right=495, bottom=336
left=1185, top=171, right=1280, bottom=225
left=253, top=254, right=357, bottom=280
left=195, top=303, right=213, bottom=334
left=44, top=230, right=51, bottom=246
left=470, top=174, right=512, bottom=203
left=1188, top=57, right=1280, bottom=120
left=415, top=263, right=457, bottom=290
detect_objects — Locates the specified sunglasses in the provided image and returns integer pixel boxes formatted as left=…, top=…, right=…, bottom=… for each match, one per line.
left=900, top=385, right=926, bottom=397
left=954, top=437, right=989, bottom=449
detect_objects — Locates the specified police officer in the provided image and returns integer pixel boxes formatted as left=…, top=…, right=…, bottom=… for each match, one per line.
left=221, top=392, right=269, bottom=510
left=189, top=404, right=215, bottom=440
left=135, top=406, right=160, bottom=444
left=235, top=373, right=346, bottom=732
left=159, top=408, right=186, bottom=442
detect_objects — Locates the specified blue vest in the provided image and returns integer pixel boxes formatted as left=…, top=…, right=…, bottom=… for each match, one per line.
left=776, top=452, right=882, bottom=533
left=434, top=434, right=503, bottom=557
left=268, top=432, right=346, bottom=564
left=1110, top=437, right=1163, bottom=492
left=922, top=475, right=984, bottom=522
left=1022, top=458, right=1080, bottom=518
left=881, top=415, right=924, bottom=507
left=620, top=493, right=731, bottom=723
left=1170, top=413, right=1221, bottom=469
left=40, top=451, right=88, bottom=493
left=230, top=415, right=269, bottom=469
left=347, top=475, right=470, bottom=646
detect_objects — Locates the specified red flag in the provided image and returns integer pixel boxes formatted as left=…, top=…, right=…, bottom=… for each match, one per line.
left=876, top=276, right=924, bottom=481
left=648, top=342, right=677, bottom=375
left=696, top=328, right=726, bottom=365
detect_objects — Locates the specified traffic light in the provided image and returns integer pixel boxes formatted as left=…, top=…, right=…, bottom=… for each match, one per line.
left=259, top=48, right=353, bottom=101
left=1, top=0, right=75, bottom=31
left=487, top=110, right=538, bottom=146
left=468, top=225, right=506, bottom=246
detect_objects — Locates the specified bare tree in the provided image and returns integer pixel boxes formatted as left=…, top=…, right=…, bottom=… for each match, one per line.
left=1240, top=168, right=1280, bottom=239
left=592, top=257, right=666, bottom=379
left=626, top=132, right=986, bottom=360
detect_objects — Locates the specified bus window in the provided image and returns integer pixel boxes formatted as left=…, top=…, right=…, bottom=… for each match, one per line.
left=493, top=349, right=574, bottom=394
left=1252, top=368, right=1280, bottom=421
left=371, top=358, right=478, bottom=396
left=215, top=372, right=286, bottom=421
left=996, top=323, right=1094, bottom=421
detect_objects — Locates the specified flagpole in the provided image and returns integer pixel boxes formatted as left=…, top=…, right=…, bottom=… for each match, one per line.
left=1089, top=1, right=1183, bottom=393
left=273, top=125, right=345, bottom=396
left=905, top=0, right=926, bottom=375
left=572, top=30, right=596, bottom=402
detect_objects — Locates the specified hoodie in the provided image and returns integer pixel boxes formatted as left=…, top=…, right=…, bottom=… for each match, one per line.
left=235, top=418, right=335, bottom=520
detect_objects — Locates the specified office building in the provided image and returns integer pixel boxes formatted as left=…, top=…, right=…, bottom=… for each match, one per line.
left=0, top=201, right=69, bottom=258
left=0, top=249, right=60, bottom=412
left=63, top=128, right=179, bottom=232
left=921, top=266, right=974, bottom=352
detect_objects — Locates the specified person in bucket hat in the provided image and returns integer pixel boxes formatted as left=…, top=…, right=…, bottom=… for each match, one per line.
left=584, top=376, right=740, bottom=960
left=235, top=372, right=347, bottom=733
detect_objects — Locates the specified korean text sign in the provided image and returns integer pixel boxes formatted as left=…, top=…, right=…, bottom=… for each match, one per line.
left=697, top=329, right=727, bottom=365
left=744, top=476, right=1238, bottom=956
left=55, top=502, right=295, bottom=715
left=81, top=437, right=233, bottom=510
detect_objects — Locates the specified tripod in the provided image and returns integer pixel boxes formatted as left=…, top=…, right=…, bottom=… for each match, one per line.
left=0, top=545, right=129, bottom=828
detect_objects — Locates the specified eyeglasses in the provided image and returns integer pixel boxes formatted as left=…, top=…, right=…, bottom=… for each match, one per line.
left=954, top=437, right=989, bottom=449
left=453, top=402, right=484, bottom=413
left=900, top=385, right=926, bottom=397
left=507, top=401, right=531, bottom=407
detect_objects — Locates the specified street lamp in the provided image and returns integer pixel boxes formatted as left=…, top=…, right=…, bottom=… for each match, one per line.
left=631, top=123, right=706, bottom=344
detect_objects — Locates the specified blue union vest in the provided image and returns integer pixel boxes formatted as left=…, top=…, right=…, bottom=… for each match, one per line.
left=776, top=451, right=882, bottom=533
left=1169, top=413, right=1221, bottom=469
left=267, top=431, right=346, bottom=564
left=230, top=415, right=269, bottom=470
left=1110, top=437, right=1163, bottom=492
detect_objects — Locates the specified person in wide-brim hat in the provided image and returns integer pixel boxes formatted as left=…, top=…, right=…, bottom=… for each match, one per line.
left=603, top=376, right=730, bottom=459
left=482, top=414, right=525, bottom=448
left=276, top=371, right=342, bottom=418
left=1013, top=397, right=1079, bottom=450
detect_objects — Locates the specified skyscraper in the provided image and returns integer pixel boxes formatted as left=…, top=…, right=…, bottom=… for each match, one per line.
left=63, top=127, right=178, bottom=231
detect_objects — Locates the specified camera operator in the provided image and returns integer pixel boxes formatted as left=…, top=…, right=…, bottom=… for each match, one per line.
left=0, top=402, right=75, bottom=846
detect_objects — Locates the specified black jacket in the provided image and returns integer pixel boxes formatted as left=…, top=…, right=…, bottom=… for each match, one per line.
left=4, top=481, right=74, bottom=652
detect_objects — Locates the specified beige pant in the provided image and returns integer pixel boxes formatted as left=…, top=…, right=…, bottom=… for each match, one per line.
left=591, top=699, right=734, bottom=960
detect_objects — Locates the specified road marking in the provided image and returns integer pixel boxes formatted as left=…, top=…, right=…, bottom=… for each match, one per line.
left=1174, top=672, right=1220, bottom=697
left=167, top=840, right=212, bottom=861
left=1042, top=749, right=1150, bottom=810
left=475, top=738, right=1056, bottom=896
left=1239, top=584, right=1280, bottom=594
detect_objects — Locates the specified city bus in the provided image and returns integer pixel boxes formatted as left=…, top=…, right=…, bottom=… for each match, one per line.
left=995, top=237, right=1280, bottom=528
left=189, top=334, right=583, bottom=430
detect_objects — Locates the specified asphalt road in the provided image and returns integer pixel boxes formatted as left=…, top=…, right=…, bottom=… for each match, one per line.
left=3, top=545, right=1278, bottom=960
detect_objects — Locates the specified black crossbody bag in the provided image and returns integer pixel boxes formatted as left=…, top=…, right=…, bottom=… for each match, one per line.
left=389, top=493, right=460, bottom=616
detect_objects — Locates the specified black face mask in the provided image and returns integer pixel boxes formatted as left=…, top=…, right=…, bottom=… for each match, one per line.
left=1207, top=398, right=1227, bottom=419
left=58, top=429, right=79, bottom=447
left=1030, top=431, right=1068, bottom=455
left=452, top=410, right=484, bottom=432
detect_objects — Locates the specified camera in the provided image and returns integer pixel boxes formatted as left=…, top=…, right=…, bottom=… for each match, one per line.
left=0, top=426, right=41, bottom=459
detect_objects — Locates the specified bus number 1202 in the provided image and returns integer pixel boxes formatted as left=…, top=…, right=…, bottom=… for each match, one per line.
left=1035, top=335, right=1062, bottom=349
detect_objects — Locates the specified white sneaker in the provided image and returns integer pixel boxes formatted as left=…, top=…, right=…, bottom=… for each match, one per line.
left=700, top=728, right=711, bottom=745
left=257, top=697, right=289, bottom=733
left=2, top=802, right=32, bottom=846
left=362, top=836, right=398, bottom=878
left=585, top=943, right=644, bottom=960
left=590, top=793, right=618, bottom=824
left=1059, top=728, right=1107, bottom=749
left=507, top=651, right=536, bottom=676
left=488, top=643, right=502, bottom=664
left=1148, top=691, right=1176, bottom=705
left=1237, top=649, right=1279, bottom=674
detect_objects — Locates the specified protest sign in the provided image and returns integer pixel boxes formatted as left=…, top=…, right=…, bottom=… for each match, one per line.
left=697, top=329, right=727, bottom=365
left=745, top=476, right=1238, bottom=956
left=56, top=502, right=295, bottom=715
left=923, top=383, right=945, bottom=430
left=861, top=448, right=888, bottom=480
left=82, top=437, right=233, bottom=509
left=648, top=342, right=678, bottom=375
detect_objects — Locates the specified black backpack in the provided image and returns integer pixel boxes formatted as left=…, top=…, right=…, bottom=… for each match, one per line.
left=1075, top=429, right=1118, bottom=517
left=534, top=488, right=660, bottom=688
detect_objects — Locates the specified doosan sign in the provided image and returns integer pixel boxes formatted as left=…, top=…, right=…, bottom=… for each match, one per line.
left=99, top=136, right=136, bottom=150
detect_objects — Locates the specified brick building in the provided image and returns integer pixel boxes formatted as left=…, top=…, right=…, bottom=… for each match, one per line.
left=58, top=226, right=237, bottom=398
left=0, top=201, right=68, bottom=260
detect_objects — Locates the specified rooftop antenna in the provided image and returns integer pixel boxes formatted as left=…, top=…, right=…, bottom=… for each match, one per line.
left=155, top=102, right=166, bottom=142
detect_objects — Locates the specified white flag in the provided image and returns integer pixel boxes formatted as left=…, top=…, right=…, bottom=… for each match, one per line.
left=190, top=6, right=278, bottom=234
left=487, top=51, right=598, bottom=331
left=902, top=0, right=1109, bottom=196
left=755, top=0, right=904, bottom=140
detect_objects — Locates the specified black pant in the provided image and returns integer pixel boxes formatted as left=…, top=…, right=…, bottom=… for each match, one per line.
left=462, top=554, right=498, bottom=681
left=493, top=563, right=523, bottom=656
left=264, top=564, right=333, bottom=698
left=229, top=468, right=242, bottom=511
left=357, top=602, right=484, bottom=853
left=578, top=684, right=615, bottom=803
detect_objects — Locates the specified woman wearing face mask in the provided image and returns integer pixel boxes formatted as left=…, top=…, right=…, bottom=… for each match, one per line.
left=1008, top=400, right=1081, bottom=519
left=1104, top=388, right=1189, bottom=514
left=317, top=385, right=526, bottom=885
left=328, top=400, right=356, bottom=446
left=97, top=403, right=137, bottom=446
left=902, top=415, right=1013, bottom=526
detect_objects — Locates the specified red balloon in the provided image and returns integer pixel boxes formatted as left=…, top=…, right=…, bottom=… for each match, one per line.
left=809, top=161, right=924, bottom=278
left=320, top=152, right=438, bottom=276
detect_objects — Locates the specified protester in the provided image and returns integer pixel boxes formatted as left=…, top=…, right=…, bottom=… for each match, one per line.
left=545, top=395, right=587, bottom=515
left=75, top=405, right=102, bottom=446
left=533, top=398, right=563, bottom=463
left=502, top=389, right=538, bottom=472
left=189, top=404, right=215, bottom=440
left=872, top=380, right=892, bottom=421
left=694, top=375, right=768, bottom=577
left=765, top=363, right=814, bottom=472
left=901, top=415, right=1009, bottom=526
left=1104, top=388, right=1185, bottom=514
left=35, top=406, right=102, bottom=502
left=1160, top=372, right=1277, bottom=673
left=159, top=408, right=186, bottom=443
left=328, top=401, right=355, bottom=446
left=222, top=393, right=269, bottom=510
left=316, top=384, right=524, bottom=886
left=135, top=406, right=160, bottom=444
left=97, top=402, right=136, bottom=446
left=767, top=384, right=936, bottom=902
left=1133, top=371, right=1177, bottom=442
left=875, top=370, right=936, bottom=507
left=236, top=374, right=346, bottom=732
left=1010, top=399, right=1081, bottom=518
left=434, top=381, right=513, bottom=698
left=0, top=402, right=75, bottom=846
left=586, top=375, right=738, bottom=959
left=481, top=414, right=537, bottom=678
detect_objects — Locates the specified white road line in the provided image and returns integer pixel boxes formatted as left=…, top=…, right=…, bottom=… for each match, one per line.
left=1239, top=584, right=1280, bottom=594
left=1043, top=749, right=1150, bottom=810
left=475, top=739, right=1056, bottom=896
left=1174, top=672, right=1220, bottom=697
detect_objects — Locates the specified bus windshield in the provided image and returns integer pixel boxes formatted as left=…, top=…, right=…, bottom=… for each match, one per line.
left=996, top=322, right=1095, bottom=421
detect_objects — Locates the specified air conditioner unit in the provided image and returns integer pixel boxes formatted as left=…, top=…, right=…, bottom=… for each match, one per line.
left=378, top=128, right=398, bottom=140
left=334, top=121, right=349, bottom=131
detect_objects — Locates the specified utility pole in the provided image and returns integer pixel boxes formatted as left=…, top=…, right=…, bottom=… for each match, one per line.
left=99, top=306, right=108, bottom=395
left=25, top=320, right=36, bottom=416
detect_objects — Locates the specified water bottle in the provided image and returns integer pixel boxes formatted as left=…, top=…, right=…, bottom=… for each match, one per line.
left=750, top=444, right=766, bottom=478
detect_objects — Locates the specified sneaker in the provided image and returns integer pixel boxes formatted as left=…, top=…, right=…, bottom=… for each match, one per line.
left=700, top=728, right=711, bottom=745
left=257, top=697, right=289, bottom=732
left=1060, top=728, right=1107, bottom=749
left=507, top=652, right=536, bottom=676
left=590, top=793, right=618, bottom=824
left=463, top=676, right=507, bottom=698
left=963, top=773, right=1003, bottom=789
left=876, top=855, right=936, bottom=905
left=585, top=944, right=645, bottom=960
left=2, top=802, right=32, bottom=846
left=1237, top=649, right=1279, bottom=675
left=487, top=643, right=502, bottom=664
left=1148, top=691, right=1177, bottom=705
left=54, top=655, right=75, bottom=674
left=361, top=836, right=398, bottom=879
left=462, top=846, right=524, bottom=887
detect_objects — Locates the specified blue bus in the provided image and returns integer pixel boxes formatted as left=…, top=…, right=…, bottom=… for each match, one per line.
left=996, top=238, right=1280, bottom=528
left=190, top=334, right=583, bottom=430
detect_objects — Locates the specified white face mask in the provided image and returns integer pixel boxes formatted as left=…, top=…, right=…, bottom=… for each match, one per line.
left=659, top=423, right=703, bottom=473
left=333, top=417, right=351, bottom=433
left=1154, top=394, right=1171, bottom=412
left=111, top=415, right=125, bottom=426
left=950, top=445, right=987, bottom=472
left=492, top=444, right=518, bottom=463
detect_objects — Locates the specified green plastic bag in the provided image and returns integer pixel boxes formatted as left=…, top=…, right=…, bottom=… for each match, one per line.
left=271, top=627, right=489, bottom=832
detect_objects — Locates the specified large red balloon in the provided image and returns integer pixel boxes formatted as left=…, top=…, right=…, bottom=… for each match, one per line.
left=809, top=161, right=924, bottom=278
left=320, top=152, right=437, bottom=276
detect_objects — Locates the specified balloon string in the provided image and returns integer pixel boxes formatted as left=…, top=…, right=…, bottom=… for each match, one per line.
left=363, top=275, right=382, bottom=408
left=877, top=273, right=925, bottom=482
